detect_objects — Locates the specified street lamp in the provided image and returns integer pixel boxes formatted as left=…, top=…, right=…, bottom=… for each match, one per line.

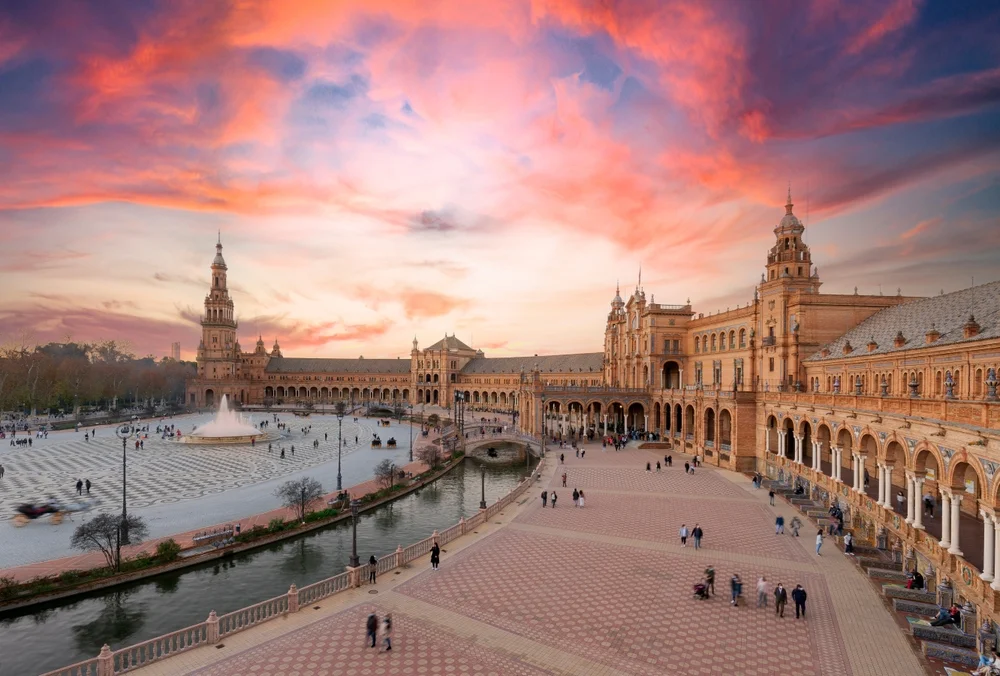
left=480, top=465, right=487, bottom=509
left=114, top=416, right=138, bottom=545
left=349, top=499, right=361, bottom=568
left=408, top=403, right=414, bottom=463
left=336, top=406, right=345, bottom=491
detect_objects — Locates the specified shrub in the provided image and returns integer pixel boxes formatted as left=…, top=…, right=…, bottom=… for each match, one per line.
left=155, top=539, right=182, bottom=562
left=0, top=576, right=19, bottom=600
left=268, top=518, right=286, bottom=533
left=58, top=570, right=83, bottom=585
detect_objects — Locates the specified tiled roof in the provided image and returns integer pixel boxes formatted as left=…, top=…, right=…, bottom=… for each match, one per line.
left=805, top=281, right=1000, bottom=362
left=461, top=353, right=604, bottom=374
left=265, top=357, right=411, bottom=374
left=424, top=335, right=474, bottom=352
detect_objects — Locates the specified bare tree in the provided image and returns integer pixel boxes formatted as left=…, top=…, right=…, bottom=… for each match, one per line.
left=71, top=513, right=149, bottom=571
left=416, top=444, right=444, bottom=468
left=373, top=459, right=397, bottom=491
left=274, top=477, right=324, bottom=522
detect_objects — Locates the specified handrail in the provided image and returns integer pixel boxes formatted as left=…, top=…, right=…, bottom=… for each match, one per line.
left=42, top=455, right=542, bottom=676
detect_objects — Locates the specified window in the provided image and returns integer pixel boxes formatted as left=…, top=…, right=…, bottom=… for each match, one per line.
left=797, top=267, right=802, bottom=276
left=695, top=337, right=700, bottom=353
left=768, top=326, right=775, bottom=338
left=769, top=357, right=775, bottom=372
left=739, top=329, right=746, bottom=348
left=711, top=335, right=717, bottom=351
left=673, top=339, right=679, bottom=352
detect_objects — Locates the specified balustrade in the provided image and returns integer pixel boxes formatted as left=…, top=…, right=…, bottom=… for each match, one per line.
left=218, top=595, right=289, bottom=637
left=39, top=660, right=100, bottom=676
left=114, top=624, right=209, bottom=673
left=297, top=572, right=351, bottom=605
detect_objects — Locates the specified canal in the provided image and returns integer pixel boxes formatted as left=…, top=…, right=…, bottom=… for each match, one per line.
left=0, top=459, right=530, bottom=676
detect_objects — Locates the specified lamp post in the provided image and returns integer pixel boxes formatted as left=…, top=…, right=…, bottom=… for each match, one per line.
left=114, top=416, right=138, bottom=546
left=540, top=394, right=547, bottom=458
left=480, top=465, right=487, bottom=509
left=408, top=403, right=414, bottom=462
left=336, top=407, right=344, bottom=491
left=349, top=499, right=361, bottom=568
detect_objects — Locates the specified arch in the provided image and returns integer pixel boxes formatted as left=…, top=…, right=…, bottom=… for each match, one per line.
left=499, top=392, right=508, bottom=406
left=913, top=444, right=942, bottom=477
left=674, top=404, right=682, bottom=436
left=402, top=388, right=410, bottom=401
left=766, top=415, right=779, bottom=453
left=836, top=425, right=853, bottom=453
left=310, top=386, right=318, bottom=398
left=684, top=405, right=695, bottom=438
left=432, top=389, right=439, bottom=405
left=491, top=391, right=498, bottom=405
left=719, top=409, right=732, bottom=447
left=265, top=386, right=275, bottom=398
left=738, top=328, right=746, bottom=348
left=949, top=460, right=984, bottom=512
left=607, top=401, right=625, bottom=433
left=654, top=402, right=661, bottom=433
left=392, top=388, right=400, bottom=400
left=662, top=360, right=681, bottom=389
left=433, top=374, right=439, bottom=383
left=729, top=330, right=736, bottom=351
left=383, top=388, right=391, bottom=401
left=883, top=439, right=905, bottom=466
left=695, top=336, right=701, bottom=353
left=627, top=402, right=646, bottom=431
left=859, top=432, right=879, bottom=456
left=782, top=417, right=795, bottom=459
left=204, top=389, right=215, bottom=408
left=816, top=423, right=833, bottom=474
left=704, top=408, right=716, bottom=443
left=710, top=334, right=717, bottom=351
left=800, top=421, right=812, bottom=467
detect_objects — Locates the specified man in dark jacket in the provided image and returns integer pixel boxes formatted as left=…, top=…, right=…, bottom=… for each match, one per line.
left=541, top=491, right=548, bottom=507
left=774, top=583, right=788, bottom=617
left=368, top=555, right=377, bottom=584
left=366, top=612, right=379, bottom=647
left=792, top=584, right=808, bottom=618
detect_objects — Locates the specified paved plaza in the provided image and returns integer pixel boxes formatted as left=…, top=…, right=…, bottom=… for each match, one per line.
left=0, top=411, right=428, bottom=569
left=130, top=442, right=928, bottom=676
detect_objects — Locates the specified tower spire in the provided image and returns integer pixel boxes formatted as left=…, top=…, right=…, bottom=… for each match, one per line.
left=785, top=183, right=793, bottom=215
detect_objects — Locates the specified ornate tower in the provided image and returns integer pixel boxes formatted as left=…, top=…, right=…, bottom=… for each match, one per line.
left=603, top=283, right=625, bottom=387
left=196, top=236, right=240, bottom=381
left=763, top=188, right=821, bottom=293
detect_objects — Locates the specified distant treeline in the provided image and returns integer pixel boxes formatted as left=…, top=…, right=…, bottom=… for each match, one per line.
left=0, top=339, right=196, bottom=415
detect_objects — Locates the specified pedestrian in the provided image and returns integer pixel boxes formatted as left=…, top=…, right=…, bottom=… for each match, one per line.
left=0, top=463, right=5, bottom=479
left=578, top=490, right=585, bottom=507
left=76, top=479, right=83, bottom=496
left=692, top=524, right=703, bottom=549
left=844, top=531, right=854, bottom=555
left=366, top=612, right=379, bottom=648
left=768, top=489, right=775, bottom=506
left=551, top=491, right=558, bottom=508
left=863, top=468, right=870, bottom=488
left=581, top=449, right=585, bottom=459
left=646, top=462, right=651, bottom=473
left=560, top=453, right=564, bottom=464
left=666, top=455, right=672, bottom=467
left=896, top=490, right=905, bottom=512
left=562, top=472, right=567, bottom=487
left=380, top=613, right=393, bottom=651
left=756, top=576, right=769, bottom=608
left=656, top=461, right=661, bottom=472
left=730, top=574, right=743, bottom=606
left=85, top=479, right=91, bottom=495
left=541, top=490, right=548, bottom=507
left=369, top=555, right=377, bottom=584
left=815, top=529, right=824, bottom=555
left=775, top=515, right=784, bottom=534
left=684, top=462, right=690, bottom=473
left=430, top=541, right=440, bottom=570
left=704, top=566, right=715, bottom=595
left=792, top=584, right=808, bottom=618
left=679, top=524, right=689, bottom=547
left=790, top=516, right=801, bottom=537
left=280, top=448, right=285, bottom=459
left=774, top=583, right=788, bottom=617
left=924, top=494, right=935, bottom=517
left=572, top=488, right=579, bottom=506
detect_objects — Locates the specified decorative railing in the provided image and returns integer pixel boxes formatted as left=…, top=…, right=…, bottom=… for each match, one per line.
left=762, top=392, right=1000, bottom=430
left=41, top=462, right=541, bottom=676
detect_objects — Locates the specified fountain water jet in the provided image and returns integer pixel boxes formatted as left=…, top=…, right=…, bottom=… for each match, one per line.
left=177, top=395, right=277, bottom=444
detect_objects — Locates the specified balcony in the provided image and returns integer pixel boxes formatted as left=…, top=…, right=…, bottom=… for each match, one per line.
left=761, top=336, right=776, bottom=347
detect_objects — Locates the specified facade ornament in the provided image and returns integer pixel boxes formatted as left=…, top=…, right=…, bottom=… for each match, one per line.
left=833, top=376, right=840, bottom=394
left=813, top=379, right=819, bottom=393
left=908, top=374, right=920, bottom=398
left=880, top=375, right=888, bottom=397
left=979, top=457, right=998, bottom=483
left=854, top=376, right=863, bottom=396
left=986, top=368, right=998, bottom=401
left=944, top=371, right=955, bottom=399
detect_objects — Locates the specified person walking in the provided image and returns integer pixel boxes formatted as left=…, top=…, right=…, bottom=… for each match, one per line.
left=380, top=614, right=393, bottom=651
left=774, top=583, right=788, bottom=617
left=541, top=490, right=548, bottom=508
left=0, top=463, right=5, bottom=479
left=679, top=524, right=689, bottom=547
left=768, top=489, right=776, bottom=506
left=756, top=576, right=769, bottom=608
left=366, top=612, right=379, bottom=648
left=844, top=531, right=854, bottom=555
left=704, top=566, right=715, bottom=596
left=551, top=491, right=558, bottom=508
left=368, top=555, right=378, bottom=584
left=76, top=479, right=83, bottom=496
left=572, top=488, right=579, bottom=506
left=815, top=529, right=824, bottom=555
left=85, top=479, right=91, bottom=495
left=730, top=574, right=743, bottom=607
left=684, top=461, right=690, bottom=474
left=430, top=541, right=440, bottom=570
left=656, top=461, right=661, bottom=472
left=775, top=515, right=784, bottom=535
left=792, top=584, right=808, bottom=618
left=578, top=490, right=585, bottom=508
left=646, top=462, right=651, bottom=473
left=789, top=516, right=801, bottom=537
left=692, top=524, right=703, bottom=549
left=560, top=453, right=564, bottom=464
left=562, top=472, right=567, bottom=487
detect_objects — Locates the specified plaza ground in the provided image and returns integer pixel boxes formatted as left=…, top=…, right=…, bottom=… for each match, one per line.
left=0, top=408, right=465, bottom=571
left=129, top=439, right=929, bottom=676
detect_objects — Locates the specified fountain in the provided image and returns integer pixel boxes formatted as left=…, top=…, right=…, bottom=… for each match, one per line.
left=177, top=395, right=278, bottom=445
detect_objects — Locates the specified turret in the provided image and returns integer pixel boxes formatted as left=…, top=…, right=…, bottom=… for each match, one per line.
left=762, top=188, right=821, bottom=292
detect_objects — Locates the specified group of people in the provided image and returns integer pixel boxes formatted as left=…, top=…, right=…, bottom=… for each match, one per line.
left=75, top=478, right=92, bottom=495
left=539, top=489, right=585, bottom=508
left=697, top=567, right=809, bottom=618
left=678, top=523, right=704, bottom=549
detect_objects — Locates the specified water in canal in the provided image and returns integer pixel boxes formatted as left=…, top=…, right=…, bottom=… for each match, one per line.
left=0, top=460, right=531, bottom=676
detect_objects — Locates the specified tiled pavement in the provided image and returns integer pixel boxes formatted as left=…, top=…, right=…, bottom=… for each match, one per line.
left=130, top=442, right=928, bottom=676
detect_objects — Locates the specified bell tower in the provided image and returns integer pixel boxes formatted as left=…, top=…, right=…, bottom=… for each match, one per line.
left=196, top=235, right=240, bottom=380
left=763, top=188, right=821, bottom=293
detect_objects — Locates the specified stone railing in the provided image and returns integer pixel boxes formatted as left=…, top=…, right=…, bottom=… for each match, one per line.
left=762, top=392, right=1000, bottom=429
left=41, top=462, right=542, bottom=676
left=768, top=453, right=1000, bottom=628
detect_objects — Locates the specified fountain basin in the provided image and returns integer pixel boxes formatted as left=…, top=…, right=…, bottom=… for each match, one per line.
left=175, top=431, right=282, bottom=445
left=174, top=394, right=278, bottom=445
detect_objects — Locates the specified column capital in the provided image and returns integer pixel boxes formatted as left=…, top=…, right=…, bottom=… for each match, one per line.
left=940, top=487, right=954, bottom=499
left=981, top=509, right=996, bottom=523
left=952, top=492, right=964, bottom=505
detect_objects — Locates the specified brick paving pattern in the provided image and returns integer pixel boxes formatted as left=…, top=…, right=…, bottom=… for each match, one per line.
left=550, top=463, right=752, bottom=500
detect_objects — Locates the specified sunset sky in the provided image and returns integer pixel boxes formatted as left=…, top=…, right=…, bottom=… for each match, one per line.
left=2, top=0, right=999, bottom=360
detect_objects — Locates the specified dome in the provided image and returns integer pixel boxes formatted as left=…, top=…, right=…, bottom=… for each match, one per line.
left=778, top=211, right=803, bottom=231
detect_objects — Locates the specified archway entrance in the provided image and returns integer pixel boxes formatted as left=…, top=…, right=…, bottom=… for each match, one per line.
left=627, top=402, right=646, bottom=432
left=204, top=389, right=215, bottom=408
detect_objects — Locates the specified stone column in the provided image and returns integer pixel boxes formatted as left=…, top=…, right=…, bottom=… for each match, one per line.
left=777, top=430, right=784, bottom=458
left=644, top=414, right=649, bottom=433
left=981, top=511, right=995, bottom=581
left=833, top=447, right=843, bottom=483
left=905, top=473, right=915, bottom=524
left=992, top=532, right=1000, bottom=591
left=912, top=476, right=925, bottom=529
left=940, top=491, right=952, bottom=548
left=949, top=494, right=964, bottom=556
left=852, top=454, right=860, bottom=491
left=602, top=414, right=607, bottom=436
left=883, top=465, right=894, bottom=508
left=814, top=442, right=822, bottom=471
left=876, top=464, right=885, bottom=505
left=793, top=434, right=802, bottom=464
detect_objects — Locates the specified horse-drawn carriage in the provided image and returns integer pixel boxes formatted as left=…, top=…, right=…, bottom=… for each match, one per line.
left=386, top=438, right=397, bottom=448
left=371, top=437, right=382, bottom=448
left=11, top=499, right=93, bottom=527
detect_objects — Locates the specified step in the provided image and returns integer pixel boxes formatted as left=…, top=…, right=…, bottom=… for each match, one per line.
left=882, top=584, right=937, bottom=604
left=853, top=545, right=885, bottom=557
left=893, top=599, right=939, bottom=617
left=921, top=640, right=979, bottom=667
left=910, top=622, right=977, bottom=649
left=856, top=556, right=900, bottom=571
left=868, top=567, right=909, bottom=583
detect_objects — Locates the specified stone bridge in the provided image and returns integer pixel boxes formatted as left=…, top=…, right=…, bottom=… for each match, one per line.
left=462, top=432, right=541, bottom=464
